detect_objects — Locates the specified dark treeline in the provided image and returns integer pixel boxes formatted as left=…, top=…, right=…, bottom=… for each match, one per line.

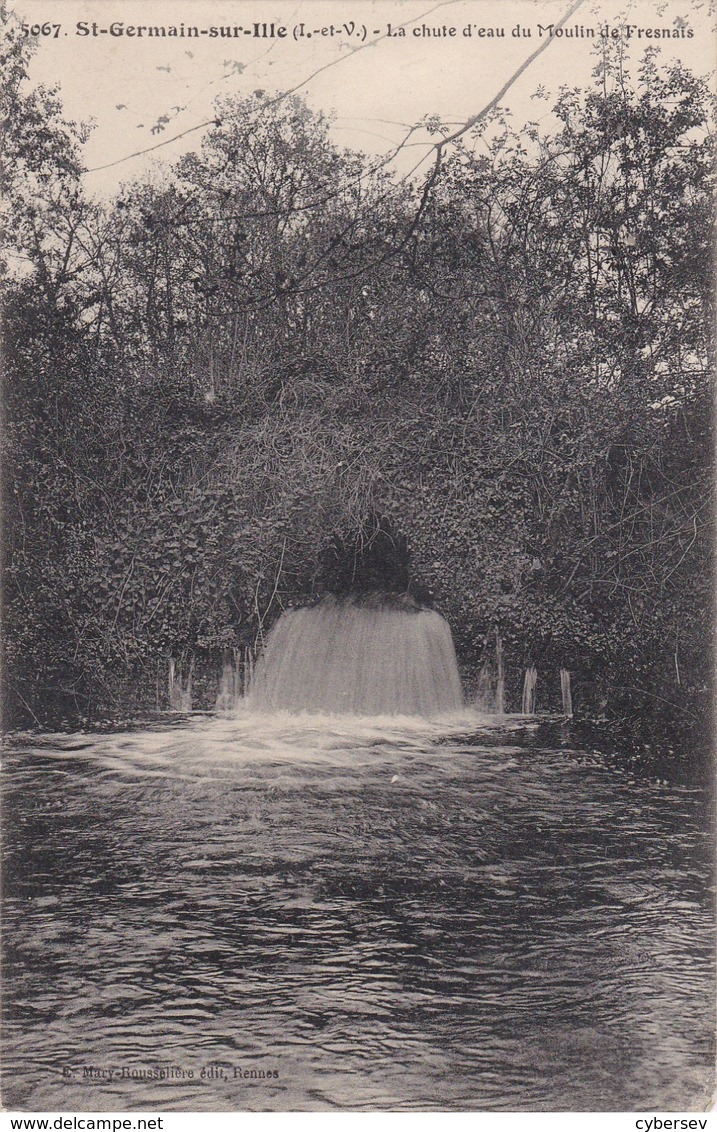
left=2, top=12, right=714, bottom=747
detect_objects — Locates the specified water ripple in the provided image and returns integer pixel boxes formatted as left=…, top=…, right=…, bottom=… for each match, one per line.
left=2, top=713, right=713, bottom=1111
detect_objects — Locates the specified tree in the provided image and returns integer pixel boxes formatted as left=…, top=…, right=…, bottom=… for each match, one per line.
left=3, top=37, right=713, bottom=741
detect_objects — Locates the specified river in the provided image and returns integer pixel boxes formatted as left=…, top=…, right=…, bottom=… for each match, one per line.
left=2, top=711, right=713, bottom=1111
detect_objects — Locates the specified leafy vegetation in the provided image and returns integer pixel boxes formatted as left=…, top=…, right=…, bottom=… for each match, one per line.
left=2, top=15, right=713, bottom=746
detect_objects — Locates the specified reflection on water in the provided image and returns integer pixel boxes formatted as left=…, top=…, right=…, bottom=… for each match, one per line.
left=2, top=711, right=714, bottom=1112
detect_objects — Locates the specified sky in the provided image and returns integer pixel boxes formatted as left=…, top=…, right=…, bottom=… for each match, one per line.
left=9, top=0, right=716, bottom=198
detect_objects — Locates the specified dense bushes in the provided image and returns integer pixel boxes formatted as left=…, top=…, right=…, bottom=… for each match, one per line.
left=2, top=20, right=713, bottom=741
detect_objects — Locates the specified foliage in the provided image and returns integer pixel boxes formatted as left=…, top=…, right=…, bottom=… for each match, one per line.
left=3, top=40, right=713, bottom=744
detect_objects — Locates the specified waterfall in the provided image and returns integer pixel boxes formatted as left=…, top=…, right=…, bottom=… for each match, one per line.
left=247, top=595, right=464, bottom=716
left=522, top=666, right=538, bottom=714
left=560, top=668, right=573, bottom=718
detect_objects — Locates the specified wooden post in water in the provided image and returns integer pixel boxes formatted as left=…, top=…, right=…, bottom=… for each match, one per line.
left=243, top=646, right=255, bottom=698
left=522, top=666, right=537, bottom=715
left=168, top=657, right=193, bottom=712
left=495, top=629, right=505, bottom=715
left=186, top=658, right=194, bottom=710
left=233, top=647, right=241, bottom=703
left=560, top=668, right=573, bottom=718
left=218, top=650, right=244, bottom=712
left=475, top=662, right=492, bottom=710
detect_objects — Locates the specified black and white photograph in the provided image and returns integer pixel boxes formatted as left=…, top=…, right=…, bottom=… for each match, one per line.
left=1, top=0, right=715, bottom=1117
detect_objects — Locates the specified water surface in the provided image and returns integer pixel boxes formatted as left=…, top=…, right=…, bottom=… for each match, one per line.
left=2, top=712, right=713, bottom=1111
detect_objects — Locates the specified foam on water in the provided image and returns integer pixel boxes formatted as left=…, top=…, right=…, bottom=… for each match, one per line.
left=8, top=708, right=509, bottom=782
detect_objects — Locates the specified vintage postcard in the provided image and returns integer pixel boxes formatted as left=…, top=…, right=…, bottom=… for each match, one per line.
left=2, top=0, right=714, bottom=1118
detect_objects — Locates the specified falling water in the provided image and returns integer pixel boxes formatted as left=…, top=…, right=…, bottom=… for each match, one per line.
left=560, top=668, right=573, bottom=718
left=248, top=596, right=464, bottom=716
left=168, top=658, right=193, bottom=711
left=522, top=666, right=538, bottom=715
